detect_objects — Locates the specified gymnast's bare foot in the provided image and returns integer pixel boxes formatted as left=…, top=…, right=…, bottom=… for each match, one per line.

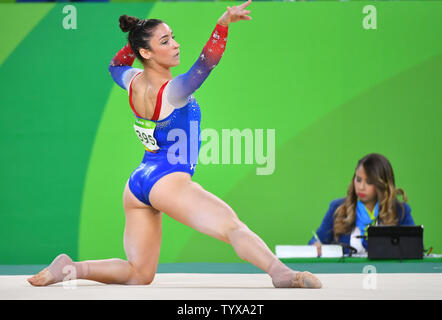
left=27, top=268, right=56, bottom=287
left=290, top=271, right=322, bottom=288
left=268, top=260, right=322, bottom=288
left=271, top=270, right=322, bottom=289
left=27, top=254, right=77, bottom=287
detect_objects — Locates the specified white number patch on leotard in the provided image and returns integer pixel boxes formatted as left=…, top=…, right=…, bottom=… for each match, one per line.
left=134, top=118, right=160, bottom=152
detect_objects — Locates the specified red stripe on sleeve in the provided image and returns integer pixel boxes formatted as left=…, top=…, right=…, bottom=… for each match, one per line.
left=110, top=43, right=136, bottom=67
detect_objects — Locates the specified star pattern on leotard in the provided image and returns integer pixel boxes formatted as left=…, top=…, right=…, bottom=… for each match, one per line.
left=109, top=43, right=136, bottom=68
left=191, top=24, right=228, bottom=81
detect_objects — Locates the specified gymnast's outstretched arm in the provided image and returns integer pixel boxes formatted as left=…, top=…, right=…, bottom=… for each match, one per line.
left=166, top=23, right=229, bottom=107
left=108, top=43, right=143, bottom=90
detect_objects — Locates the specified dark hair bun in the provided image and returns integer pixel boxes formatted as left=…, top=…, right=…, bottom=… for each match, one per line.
left=119, top=15, right=140, bottom=33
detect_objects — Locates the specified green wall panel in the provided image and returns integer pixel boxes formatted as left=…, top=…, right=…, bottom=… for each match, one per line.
left=1, top=2, right=441, bottom=264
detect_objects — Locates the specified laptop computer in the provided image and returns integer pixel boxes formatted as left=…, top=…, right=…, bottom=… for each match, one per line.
left=367, top=225, right=424, bottom=260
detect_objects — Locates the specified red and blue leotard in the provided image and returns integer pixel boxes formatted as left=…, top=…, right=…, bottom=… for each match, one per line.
left=109, top=24, right=228, bottom=207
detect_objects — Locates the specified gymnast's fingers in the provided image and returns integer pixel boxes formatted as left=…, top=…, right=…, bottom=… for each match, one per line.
left=238, top=0, right=252, bottom=10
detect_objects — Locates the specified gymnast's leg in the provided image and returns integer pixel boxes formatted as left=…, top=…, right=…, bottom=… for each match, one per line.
left=27, top=180, right=162, bottom=286
left=149, top=172, right=322, bottom=289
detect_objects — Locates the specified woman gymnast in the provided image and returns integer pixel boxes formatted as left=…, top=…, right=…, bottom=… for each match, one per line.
left=309, top=153, right=414, bottom=256
left=28, top=0, right=321, bottom=289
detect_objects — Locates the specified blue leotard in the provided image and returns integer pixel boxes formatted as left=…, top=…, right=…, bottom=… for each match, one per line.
left=109, top=23, right=228, bottom=206
left=127, top=79, right=202, bottom=206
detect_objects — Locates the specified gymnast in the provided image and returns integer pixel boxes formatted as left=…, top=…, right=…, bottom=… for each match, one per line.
left=28, top=0, right=321, bottom=289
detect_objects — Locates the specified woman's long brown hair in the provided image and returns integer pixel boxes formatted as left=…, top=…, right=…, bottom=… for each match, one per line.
left=333, top=153, right=408, bottom=240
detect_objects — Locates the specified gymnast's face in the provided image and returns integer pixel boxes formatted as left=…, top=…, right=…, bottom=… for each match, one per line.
left=139, top=23, right=180, bottom=68
left=354, top=165, right=377, bottom=205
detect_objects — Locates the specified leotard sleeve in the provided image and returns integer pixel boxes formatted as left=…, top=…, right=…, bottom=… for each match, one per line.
left=167, top=24, right=229, bottom=107
left=108, top=43, right=143, bottom=90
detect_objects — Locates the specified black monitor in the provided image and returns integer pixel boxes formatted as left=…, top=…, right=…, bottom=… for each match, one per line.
left=367, top=225, right=424, bottom=260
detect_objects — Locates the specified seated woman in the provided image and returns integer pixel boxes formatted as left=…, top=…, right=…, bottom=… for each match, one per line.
left=309, top=153, right=415, bottom=255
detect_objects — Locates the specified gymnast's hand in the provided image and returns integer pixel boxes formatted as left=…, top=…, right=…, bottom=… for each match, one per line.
left=218, top=0, right=252, bottom=26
